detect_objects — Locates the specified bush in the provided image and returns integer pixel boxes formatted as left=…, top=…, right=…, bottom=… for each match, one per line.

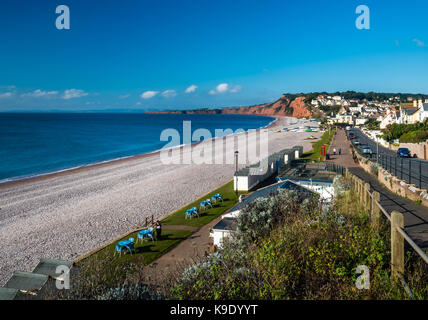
left=169, top=176, right=428, bottom=300
left=383, top=119, right=428, bottom=142
left=333, top=175, right=352, bottom=197
left=97, top=283, right=163, bottom=300
left=399, top=130, right=428, bottom=143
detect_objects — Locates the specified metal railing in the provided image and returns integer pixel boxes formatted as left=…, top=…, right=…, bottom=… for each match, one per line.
left=350, top=132, right=428, bottom=190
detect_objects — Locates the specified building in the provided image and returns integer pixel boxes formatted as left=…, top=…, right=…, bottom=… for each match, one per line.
left=276, top=161, right=338, bottom=202
left=337, top=112, right=354, bottom=124
left=233, top=146, right=303, bottom=191
left=355, top=118, right=368, bottom=126
left=379, top=111, right=398, bottom=129
left=417, top=99, right=428, bottom=122
left=399, top=106, right=420, bottom=124
left=349, top=106, right=362, bottom=113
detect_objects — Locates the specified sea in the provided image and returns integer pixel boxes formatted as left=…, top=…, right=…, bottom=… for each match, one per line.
left=0, top=113, right=275, bottom=182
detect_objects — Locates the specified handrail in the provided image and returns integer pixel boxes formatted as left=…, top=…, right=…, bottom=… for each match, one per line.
left=396, top=227, right=428, bottom=265
left=374, top=199, right=391, bottom=221
left=344, top=168, right=427, bottom=267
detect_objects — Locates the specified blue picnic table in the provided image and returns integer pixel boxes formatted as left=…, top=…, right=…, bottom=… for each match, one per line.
left=118, top=240, right=132, bottom=247
left=138, top=229, right=151, bottom=235
left=138, top=228, right=154, bottom=242
left=117, top=239, right=135, bottom=255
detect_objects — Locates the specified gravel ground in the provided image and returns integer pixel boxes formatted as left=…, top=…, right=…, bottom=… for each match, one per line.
left=0, top=116, right=320, bottom=285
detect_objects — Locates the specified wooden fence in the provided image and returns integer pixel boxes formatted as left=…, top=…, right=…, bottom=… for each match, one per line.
left=344, top=168, right=428, bottom=288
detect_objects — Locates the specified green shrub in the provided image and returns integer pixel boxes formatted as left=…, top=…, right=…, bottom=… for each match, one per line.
left=169, top=177, right=428, bottom=300
left=399, top=130, right=428, bottom=143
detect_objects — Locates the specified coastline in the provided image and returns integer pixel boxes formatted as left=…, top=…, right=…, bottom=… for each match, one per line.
left=0, top=115, right=278, bottom=191
left=0, top=115, right=317, bottom=286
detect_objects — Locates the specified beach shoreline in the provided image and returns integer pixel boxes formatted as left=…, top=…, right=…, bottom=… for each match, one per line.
left=0, top=116, right=318, bottom=286
left=0, top=115, right=278, bottom=191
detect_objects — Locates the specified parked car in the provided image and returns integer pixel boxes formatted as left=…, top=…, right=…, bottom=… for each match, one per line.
left=346, top=126, right=351, bottom=131
left=397, top=148, right=411, bottom=158
left=349, top=132, right=355, bottom=140
left=354, top=139, right=360, bottom=145
left=362, top=146, right=373, bottom=155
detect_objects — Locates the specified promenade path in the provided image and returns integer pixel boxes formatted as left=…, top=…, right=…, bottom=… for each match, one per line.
left=329, top=128, right=428, bottom=251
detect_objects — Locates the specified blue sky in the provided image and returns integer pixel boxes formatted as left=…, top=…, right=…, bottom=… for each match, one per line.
left=0, top=0, right=427, bottom=111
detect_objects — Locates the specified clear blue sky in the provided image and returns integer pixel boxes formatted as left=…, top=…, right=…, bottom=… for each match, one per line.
left=0, top=0, right=427, bottom=111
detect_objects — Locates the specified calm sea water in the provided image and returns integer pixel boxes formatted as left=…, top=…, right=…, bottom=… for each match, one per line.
left=0, top=113, right=275, bottom=181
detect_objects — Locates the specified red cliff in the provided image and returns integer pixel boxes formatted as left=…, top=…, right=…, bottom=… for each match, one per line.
left=147, top=94, right=313, bottom=118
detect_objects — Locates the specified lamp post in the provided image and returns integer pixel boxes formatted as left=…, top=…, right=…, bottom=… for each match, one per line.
left=234, top=150, right=239, bottom=197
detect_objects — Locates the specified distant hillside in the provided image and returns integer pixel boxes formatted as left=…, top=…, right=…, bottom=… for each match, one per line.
left=146, top=90, right=428, bottom=118
left=147, top=94, right=313, bottom=118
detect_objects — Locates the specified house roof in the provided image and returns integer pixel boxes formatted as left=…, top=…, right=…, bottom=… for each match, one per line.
left=403, top=107, right=419, bottom=115
left=212, top=217, right=238, bottom=232
left=422, top=103, right=428, bottom=112
left=230, top=180, right=316, bottom=212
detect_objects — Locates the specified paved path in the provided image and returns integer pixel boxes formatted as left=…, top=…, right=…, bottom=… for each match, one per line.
left=137, top=217, right=222, bottom=288
left=329, top=128, right=428, bottom=250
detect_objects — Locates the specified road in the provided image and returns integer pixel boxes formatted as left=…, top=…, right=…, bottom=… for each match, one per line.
left=348, top=128, right=428, bottom=190
left=329, top=128, right=428, bottom=250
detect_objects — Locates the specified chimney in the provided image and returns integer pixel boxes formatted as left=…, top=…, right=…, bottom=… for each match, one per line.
left=418, top=99, right=423, bottom=107
left=413, top=100, right=417, bottom=107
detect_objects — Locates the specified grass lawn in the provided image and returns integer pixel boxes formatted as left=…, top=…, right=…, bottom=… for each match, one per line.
left=302, top=129, right=336, bottom=162
left=77, top=228, right=194, bottom=285
left=161, top=180, right=244, bottom=227
left=76, top=180, right=244, bottom=287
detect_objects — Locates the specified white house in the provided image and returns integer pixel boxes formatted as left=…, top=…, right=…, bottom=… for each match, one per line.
left=418, top=101, right=428, bottom=122
left=337, top=112, right=354, bottom=124
left=355, top=118, right=368, bottom=126
left=349, top=106, right=362, bottom=113
left=379, top=111, right=398, bottom=129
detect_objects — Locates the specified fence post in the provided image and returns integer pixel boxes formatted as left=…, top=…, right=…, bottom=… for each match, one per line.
left=364, top=183, right=370, bottom=209
left=145, top=217, right=148, bottom=227
left=151, top=215, right=154, bottom=225
left=395, top=157, right=397, bottom=177
left=391, top=211, right=404, bottom=279
left=372, top=191, right=380, bottom=231
left=359, top=180, right=364, bottom=204
left=409, top=160, right=412, bottom=184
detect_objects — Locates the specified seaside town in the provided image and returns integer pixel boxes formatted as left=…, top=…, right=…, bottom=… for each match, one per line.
left=0, top=1, right=428, bottom=313
left=317, top=94, right=428, bottom=128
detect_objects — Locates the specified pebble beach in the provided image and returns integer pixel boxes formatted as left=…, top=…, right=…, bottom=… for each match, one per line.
left=0, top=116, right=321, bottom=285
